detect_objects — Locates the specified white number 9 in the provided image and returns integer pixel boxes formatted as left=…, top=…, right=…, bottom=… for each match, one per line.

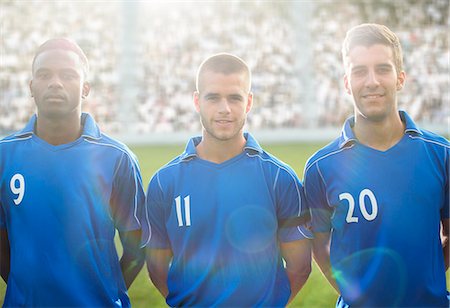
left=10, top=174, right=25, bottom=205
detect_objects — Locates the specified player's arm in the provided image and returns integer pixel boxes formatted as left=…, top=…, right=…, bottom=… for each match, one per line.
left=0, top=228, right=10, bottom=283
left=312, top=231, right=339, bottom=293
left=119, top=229, right=145, bottom=289
left=281, top=239, right=311, bottom=304
left=111, top=151, right=148, bottom=288
left=441, top=218, right=449, bottom=271
left=146, top=247, right=173, bottom=298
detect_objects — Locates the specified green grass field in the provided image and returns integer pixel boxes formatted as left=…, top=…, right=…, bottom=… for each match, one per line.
left=1, top=142, right=449, bottom=306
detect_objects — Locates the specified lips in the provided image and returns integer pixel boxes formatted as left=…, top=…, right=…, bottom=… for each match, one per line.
left=215, top=119, right=233, bottom=124
left=362, top=93, right=384, bottom=99
left=44, top=93, right=66, bottom=100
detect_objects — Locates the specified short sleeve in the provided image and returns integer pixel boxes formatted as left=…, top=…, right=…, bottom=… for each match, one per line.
left=442, top=148, right=450, bottom=219
left=110, top=151, right=148, bottom=234
left=0, top=199, right=5, bottom=229
left=276, top=168, right=313, bottom=242
left=145, top=173, right=171, bottom=249
left=303, top=162, right=333, bottom=233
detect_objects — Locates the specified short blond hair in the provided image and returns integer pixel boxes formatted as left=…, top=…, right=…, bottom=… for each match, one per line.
left=196, top=53, right=251, bottom=92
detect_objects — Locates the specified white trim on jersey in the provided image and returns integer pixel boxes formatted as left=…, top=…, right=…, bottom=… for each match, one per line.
left=246, top=152, right=313, bottom=239
left=84, top=139, right=147, bottom=235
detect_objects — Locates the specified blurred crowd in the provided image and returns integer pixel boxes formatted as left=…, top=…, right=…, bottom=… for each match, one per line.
left=1, top=0, right=448, bottom=135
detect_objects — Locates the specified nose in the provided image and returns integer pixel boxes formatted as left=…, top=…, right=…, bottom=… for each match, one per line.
left=365, top=70, right=380, bottom=88
left=48, top=75, right=63, bottom=89
left=218, top=98, right=231, bottom=114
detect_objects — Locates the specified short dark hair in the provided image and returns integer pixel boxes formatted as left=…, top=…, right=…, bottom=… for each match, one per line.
left=31, top=38, right=89, bottom=78
left=196, top=53, right=251, bottom=92
left=342, top=23, right=403, bottom=74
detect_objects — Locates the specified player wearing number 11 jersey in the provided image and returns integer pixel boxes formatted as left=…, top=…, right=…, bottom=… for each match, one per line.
left=144, top=54, right=312, bottom=307
left=303, top=23, right=449, bottom=307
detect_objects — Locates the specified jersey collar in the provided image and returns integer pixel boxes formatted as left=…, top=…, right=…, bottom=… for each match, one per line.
left=243, top=132, right=263, bottom=154
left=400, top=110, right=422, bottom=136
left=338, top=110, right=423, bottom=149
left=14, top=113, right=102, bottom=140
left=180, top=132, right=263, bottom=161
left=14, top=114, right=37, bottom=138
left=80, top=113, right=102, bottom=140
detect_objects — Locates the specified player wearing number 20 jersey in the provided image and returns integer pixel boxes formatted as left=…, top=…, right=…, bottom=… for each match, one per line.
left=0, top=113, right=148, bottom=306
left=303, top=111, right=449, bottom=307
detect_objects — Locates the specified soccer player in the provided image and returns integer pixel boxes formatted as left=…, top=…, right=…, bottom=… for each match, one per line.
left=303, top=23, right=449, bottom=307
left=144, top=53, right=312, bottom=306
left=0, top=38, right=148, bottom=306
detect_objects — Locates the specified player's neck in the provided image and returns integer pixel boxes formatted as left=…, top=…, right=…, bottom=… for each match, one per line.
left=196, top=133, right=247, bottom=164
left=35, top=114, right=82, bottom=146
left=353, top=113, right=405, bottom=151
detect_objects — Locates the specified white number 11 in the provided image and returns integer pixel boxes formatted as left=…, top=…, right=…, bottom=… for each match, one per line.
left=175, top=195, right=191, bottom=227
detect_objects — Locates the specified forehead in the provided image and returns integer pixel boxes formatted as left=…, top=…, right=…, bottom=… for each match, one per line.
left=199, top=70, right=249, bottom=94
left=346, top=44, right=395, bottom=67
left=33, top=49, right=83, bottom=73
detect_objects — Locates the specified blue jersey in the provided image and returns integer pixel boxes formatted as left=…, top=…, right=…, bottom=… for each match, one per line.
left=0, top=113, right=147, bottom=307
left=304, top=111, right=449, bottom=307
left=145, top=133, right=312, bottom=307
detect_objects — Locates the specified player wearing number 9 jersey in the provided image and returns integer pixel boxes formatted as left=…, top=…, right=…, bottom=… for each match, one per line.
left=0, top=38, right=149, bottom=306
left=303, top=23, right=449, bottom=307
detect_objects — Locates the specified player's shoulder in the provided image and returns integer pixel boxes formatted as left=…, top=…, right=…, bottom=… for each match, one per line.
left=85, top=132, right=138, bottom=160
left=81, top=113, right=137, bottom=159
left=0, top=131, right=31, bottom=148
left=250, top=148, right=300, bottom=182
left=409, top=128, right=450, bottom=149
left=152, top=136, right=201, bottom=179
left=259, top=149, right=292, bottom=170
left=153, top=153, right=186, bottom=179
left=147, top=153, right=186, bottom=195
left=305, top=137, right=343, bottom=171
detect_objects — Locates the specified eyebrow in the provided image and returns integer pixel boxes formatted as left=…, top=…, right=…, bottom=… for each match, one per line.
left=375, top=64, right=394, bottom=69
left=351, top=63, right=394, bottom=71
left=228, top=94, right=244, bottom=99
left=203, top=93, right=220, bottom=99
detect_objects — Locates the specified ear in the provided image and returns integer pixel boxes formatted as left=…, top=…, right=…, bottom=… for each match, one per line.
left=396, top=71, right=406, bottom=91
left=246, top=92, right=253, bottom=113
left=29, top=79, right=34, bottom=97
left=193, top=91, right=200, bottom=112
left=343, top=74, right=352, bottom=95
left=82, top=82, right=90, bottom=99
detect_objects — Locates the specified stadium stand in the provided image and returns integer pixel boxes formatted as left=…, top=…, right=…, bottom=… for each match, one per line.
left=1, top=0, right=448, bottom=137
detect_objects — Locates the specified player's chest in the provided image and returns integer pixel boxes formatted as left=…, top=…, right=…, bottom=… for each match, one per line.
left=1, top=147, right=116, bottom=210
left=164, top=167, right=275, bottom=230
left=321, top=149, right=445, bottom=228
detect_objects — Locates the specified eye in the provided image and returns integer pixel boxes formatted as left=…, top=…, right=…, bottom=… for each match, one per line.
left=61, top=72, right=78, bottom=80
left=377, top=66, right=392, bottom=74
left=205, top=95, right=220, bottom=102
left=351, top=68, right=366, bottom=77
left=36, top=71, right=51, bottom=79
left=229, top=95, right=243, bottom=103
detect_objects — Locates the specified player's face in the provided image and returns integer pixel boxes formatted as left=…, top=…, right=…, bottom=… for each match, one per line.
left=194, top=71, right=252, bottom=142
left=344, top=44, right=405, bottom=122
left=30, top=49, right=89, bottom=120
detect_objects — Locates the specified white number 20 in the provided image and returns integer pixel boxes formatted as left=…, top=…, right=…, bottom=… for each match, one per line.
left=10, top=174, right=25, bottom=205
left=339, top=189, right=378, bottom=223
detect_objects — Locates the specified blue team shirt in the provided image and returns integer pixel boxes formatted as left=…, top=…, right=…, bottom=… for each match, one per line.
left=145, top=133, right=312, bottom=307
left=304, top=111, right=449, bottom=307
left=0, top=113, right=148, bottom=307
